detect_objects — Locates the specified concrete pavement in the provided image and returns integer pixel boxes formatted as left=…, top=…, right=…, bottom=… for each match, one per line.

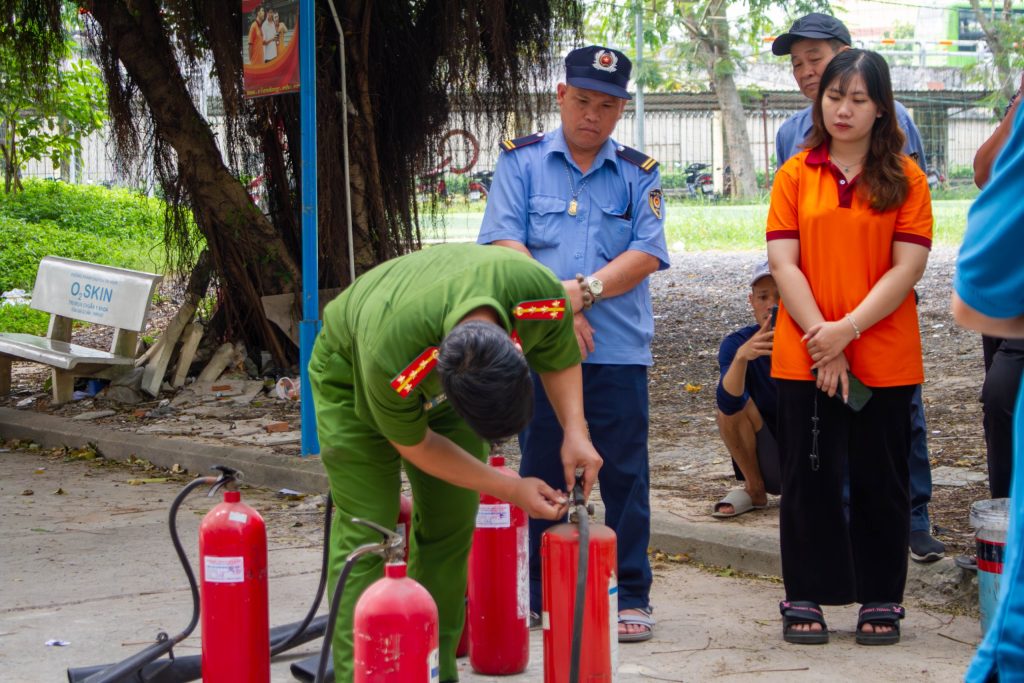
left=0, top=406, right=976, bottom=607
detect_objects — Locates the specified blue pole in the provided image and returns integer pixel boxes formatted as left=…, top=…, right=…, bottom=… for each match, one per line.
left=298, top=0, right=320, bottom=456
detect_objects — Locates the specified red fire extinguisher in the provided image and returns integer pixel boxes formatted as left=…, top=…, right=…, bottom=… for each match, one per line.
left=354, top=560, right=440, bottom=682
left=467, top=455, right=529, bottom=673
left=199, top=488, right=270, bottom=683
left=541, top=487, right=617, bottom=682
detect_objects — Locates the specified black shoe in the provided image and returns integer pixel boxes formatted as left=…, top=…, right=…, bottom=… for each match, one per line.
left=909, top=530, right=946, bottom=563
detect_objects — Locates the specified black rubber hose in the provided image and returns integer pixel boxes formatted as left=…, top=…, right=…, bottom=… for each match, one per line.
left=314, top=549, right=362, bottom=683
left=82, top=476, right=215, bottom=683
left=270, top=492, right=333, bottom=655
left=569, top=482, right=589, bottom=683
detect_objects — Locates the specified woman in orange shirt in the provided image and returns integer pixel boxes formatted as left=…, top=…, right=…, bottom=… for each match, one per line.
left=247, top=7, right=266, bottom=66
left=766, top=49, right=932, bottom=646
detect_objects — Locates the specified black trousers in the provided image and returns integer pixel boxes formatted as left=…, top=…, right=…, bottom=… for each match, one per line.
left=777, top=380, right=914, bottom=606
left=982, top=338, right=1024, bottom=499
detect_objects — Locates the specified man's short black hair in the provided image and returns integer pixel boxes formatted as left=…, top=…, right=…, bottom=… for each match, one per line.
left=437, top=320, right=533, bottom=440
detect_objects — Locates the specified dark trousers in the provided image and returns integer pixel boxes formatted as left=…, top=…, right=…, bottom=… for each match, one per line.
left=777, top=380, right=913, bottom=605
left=909, top=385, right=933, bottom=533
left=983, top=338, right=1024, bottom=499
left=520, top=364, right=652, bottom=612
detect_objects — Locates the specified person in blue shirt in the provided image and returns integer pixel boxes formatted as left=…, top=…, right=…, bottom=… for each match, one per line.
left=478, top=44, right=670, bottom=643
left=712, top=261, right=782, bottom=517
left=952, top=97, right=1024, bottom=683
left=772, top=12, right=944, bottom=564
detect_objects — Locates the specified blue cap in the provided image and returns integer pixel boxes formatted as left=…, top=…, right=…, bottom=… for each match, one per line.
left=565, top=46, right=632, bottom=100
left=750, top=260, right=772, bottom=287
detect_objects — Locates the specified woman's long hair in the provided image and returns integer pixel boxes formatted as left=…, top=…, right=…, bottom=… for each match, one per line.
left=804, top=49, right=908, bottom=212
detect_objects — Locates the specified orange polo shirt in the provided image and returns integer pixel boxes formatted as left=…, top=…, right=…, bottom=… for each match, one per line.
left=766, top=144, right=933, bottom=387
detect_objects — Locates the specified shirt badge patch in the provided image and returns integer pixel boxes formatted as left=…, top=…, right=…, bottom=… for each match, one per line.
left=648, top=189, right=663, bottom=219
left=513, top=299, right=566, bottom=320
left=391, top=346, right=439, bottom=397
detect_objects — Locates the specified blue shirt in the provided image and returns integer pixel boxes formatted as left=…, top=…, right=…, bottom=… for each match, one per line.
left=957, top=102, right=1024, bottom=683
left=478, top=127, right=670, bottom=366
left=775, top=100, right=926, bottom=169
left=716, top=324, right=778, bottom=431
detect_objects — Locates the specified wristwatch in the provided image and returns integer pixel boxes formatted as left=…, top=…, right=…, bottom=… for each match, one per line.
left=586, top=276, right=604, bottom=302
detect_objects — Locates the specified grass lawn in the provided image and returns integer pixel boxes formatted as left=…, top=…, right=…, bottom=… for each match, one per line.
left=422, top=199, right=973, bottom=249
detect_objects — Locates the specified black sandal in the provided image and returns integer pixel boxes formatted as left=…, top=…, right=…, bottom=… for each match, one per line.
left=856, top=602, right=905, bottom=645
left=780, top=600, right=829, bottom=645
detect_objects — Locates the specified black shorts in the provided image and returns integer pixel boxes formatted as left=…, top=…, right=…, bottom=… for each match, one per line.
left=731, top=426, right=782, bottom=495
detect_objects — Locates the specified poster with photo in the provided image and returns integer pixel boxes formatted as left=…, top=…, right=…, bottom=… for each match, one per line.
left=243, top=0, right=299, bottom=99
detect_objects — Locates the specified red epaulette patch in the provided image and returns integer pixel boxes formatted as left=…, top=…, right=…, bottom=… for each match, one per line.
left=390, top=347, right=439, bottom=397
left=513, top=299, right=566, bottom=320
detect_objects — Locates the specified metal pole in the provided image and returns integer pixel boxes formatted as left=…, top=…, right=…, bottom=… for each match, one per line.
left=299, top=0, right=320, bottom=457
left=634, top=0, right=645, bottom=151
left=326, top=0, right=356, bottom=285
left=761, top=94, right=769, bottom=190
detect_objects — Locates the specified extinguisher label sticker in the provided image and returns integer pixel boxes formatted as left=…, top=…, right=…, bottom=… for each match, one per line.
left=475, top=503, right=511, bottom=528
left=204, top=555, right=245, bottom=583
left=228, top=511, right=248, bottom=524
left=429, top=648, right=440, bottom=682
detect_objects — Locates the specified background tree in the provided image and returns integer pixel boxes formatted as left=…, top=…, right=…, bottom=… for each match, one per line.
left=0, top=0, right=580, bottom=366
left=0, top=6, right=106, bottom=193
left=967, top=0, right=1024, bottom=112
left=586, top=0, right=828, bottom=197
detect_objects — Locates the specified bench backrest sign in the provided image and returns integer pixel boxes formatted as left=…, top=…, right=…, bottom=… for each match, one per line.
left=31, top=257, right=163, bottom=332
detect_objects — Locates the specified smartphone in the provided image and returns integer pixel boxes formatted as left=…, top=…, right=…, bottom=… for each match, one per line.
left=811, top=368, right=874, bottom=412
left=769, top=305, right=779, bottom=329
left=845, top=373, right=873, bottom=412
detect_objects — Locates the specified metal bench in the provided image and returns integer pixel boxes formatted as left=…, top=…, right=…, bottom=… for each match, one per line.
left=0, top=257, right=163, bottom=405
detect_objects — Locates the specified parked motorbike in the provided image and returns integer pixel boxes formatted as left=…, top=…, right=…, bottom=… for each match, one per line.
left=926, top=165, right=946, bottom=190
left=467, top=170, right=492, bottom=202
left=684, top=162, right=716, bottom=199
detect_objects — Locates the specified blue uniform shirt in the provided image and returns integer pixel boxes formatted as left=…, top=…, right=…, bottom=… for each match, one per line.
left=716, top=324, right=778, bottom=431
left=957, top=102, right=1024, bottom=683
left=775, top=100, right=926, bottom=169
left=478, top=127, right=670, bottom=366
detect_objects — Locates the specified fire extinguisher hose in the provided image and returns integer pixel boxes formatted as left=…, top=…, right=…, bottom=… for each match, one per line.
left=314, top=518, right=405, bottom=683
left=82, top=474, right=220, bottom=683
left=569, top=478, right=589, bottom=683
left=270, top=493, right=333, bottom=656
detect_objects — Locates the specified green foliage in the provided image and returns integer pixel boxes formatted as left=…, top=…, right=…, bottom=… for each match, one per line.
left=0, top=180, right=171, bottom=293
left=0, top=179, right=166, bottom=241
left=0, top=304, right=48, bottom=335
left=0, top=5, right=106, bottom=193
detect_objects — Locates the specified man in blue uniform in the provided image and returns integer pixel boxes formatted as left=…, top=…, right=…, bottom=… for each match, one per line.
left=953, top=97, right=1024, bottom=683
left=773, top=13, right=945, bottom=564
left=478, top=45, right=670, bottom=642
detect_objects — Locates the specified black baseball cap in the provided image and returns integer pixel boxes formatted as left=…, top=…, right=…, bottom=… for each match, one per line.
left=772, top=13, right=852, bottom=56
left=565, top=46, right=632, bottom=100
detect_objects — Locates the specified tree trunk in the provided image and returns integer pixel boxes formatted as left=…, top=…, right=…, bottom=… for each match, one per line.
left=690, top=1, right=757, bottom=198
left=87, top=0, right=301, bottom=365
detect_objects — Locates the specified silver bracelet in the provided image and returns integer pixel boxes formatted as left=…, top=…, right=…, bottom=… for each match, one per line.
left=845, top=313, right=862, bottom=340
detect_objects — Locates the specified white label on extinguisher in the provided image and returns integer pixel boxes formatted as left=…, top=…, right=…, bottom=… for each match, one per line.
left=228, top=511, right=248, bottom=524
left=609, top=572, right=619, bottom=679
left=204, top=555, right=244, bottom=583
left=475, top=503, right=511, bottom=528
left=428, top=647, right=440, bottom=682
left=516, top=524, right=529, bottom=619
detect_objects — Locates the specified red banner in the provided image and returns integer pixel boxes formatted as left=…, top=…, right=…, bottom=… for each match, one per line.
left=244, top=2, right=300, bottom=99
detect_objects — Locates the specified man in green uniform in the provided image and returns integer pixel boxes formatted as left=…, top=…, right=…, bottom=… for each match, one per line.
left=309, top=243, right=603, bottom=682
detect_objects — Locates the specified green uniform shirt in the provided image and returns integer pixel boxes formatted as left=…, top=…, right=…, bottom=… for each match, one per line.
left=309, top=244, right=580, bottom=448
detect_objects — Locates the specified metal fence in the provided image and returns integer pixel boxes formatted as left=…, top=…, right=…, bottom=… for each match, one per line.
left=21, top=89, right=999, bottom=191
